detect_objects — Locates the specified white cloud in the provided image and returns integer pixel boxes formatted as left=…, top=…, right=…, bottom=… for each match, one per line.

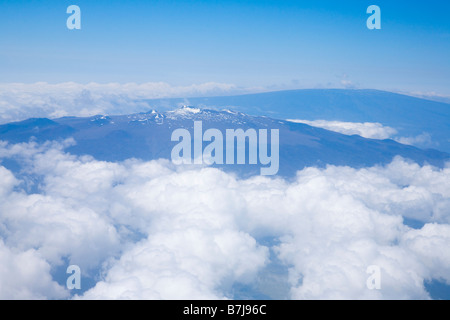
left=0, top=141, right=450, bottom=300
left=0, top=240, right=68, bottom=299
left=402, top=223, right=450, bottom=282
left=231, top=159, right=450, bottom=299
left=287, top=119, right=436, bottom=148
left=80, top=228, right=267, bottom=299
left=287, top=119, right=398, bottom=140
left=0, top=82, right=246, bottom=124
left=394, top=133, right=433, bottom=146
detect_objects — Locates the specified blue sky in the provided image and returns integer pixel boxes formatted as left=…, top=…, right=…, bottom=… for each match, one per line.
left=1, top=0, right=450, bottom=95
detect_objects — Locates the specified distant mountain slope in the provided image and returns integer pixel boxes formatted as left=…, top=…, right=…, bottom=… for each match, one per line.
left=0, top=108, right=448, bottom=177
left=142, top=89, right=450, bottom=152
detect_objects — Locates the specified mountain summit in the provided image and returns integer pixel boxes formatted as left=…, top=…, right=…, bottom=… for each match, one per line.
left=143, top=89, right=450, bottom=153
left=0, top=107, right=448, bottom=177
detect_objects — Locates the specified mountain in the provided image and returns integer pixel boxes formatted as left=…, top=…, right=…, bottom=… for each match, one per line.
left=0, top=107, right=448, bottom=177
left=141, top=89, right=450, bottom=153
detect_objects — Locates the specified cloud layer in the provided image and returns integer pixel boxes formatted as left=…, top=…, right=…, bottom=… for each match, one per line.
left=0, top=82, right=249, bottom=124
left=0, top=140, right=449, bottom=299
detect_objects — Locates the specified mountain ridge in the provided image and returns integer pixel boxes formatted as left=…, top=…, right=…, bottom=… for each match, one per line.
left=0, top=107, right=448, bottom=177
left=141, top=89, right=450, bottom=153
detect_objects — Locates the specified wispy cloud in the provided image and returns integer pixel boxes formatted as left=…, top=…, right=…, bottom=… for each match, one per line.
left=401, top=91, right=450, bottom=104
left=287, top=119, right=398, bottom=140
left=395, top=133, right=433, bottom=146
left=287, top=119, right=436, bottom=149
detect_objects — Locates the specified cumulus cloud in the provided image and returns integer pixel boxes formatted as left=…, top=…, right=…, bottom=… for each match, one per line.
left=287, top=119, right=398, bottom=140
left=0, top=140, right=450, bottom=299
left=0, top=239, right=68, bottom=299
left=80, top=228, right=267, bottom=300
left=0, top=82, right=249, bottom=124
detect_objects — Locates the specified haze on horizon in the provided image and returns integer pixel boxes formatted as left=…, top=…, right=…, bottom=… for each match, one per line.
left=0, top=0, right=449, bottom=98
